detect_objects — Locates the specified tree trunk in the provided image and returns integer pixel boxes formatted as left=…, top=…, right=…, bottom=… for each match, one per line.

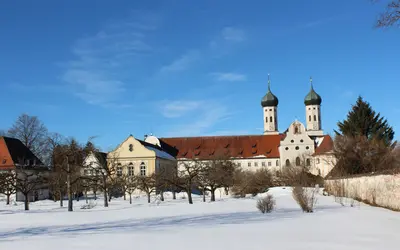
left=123, top=192, right=126, bottom=200
left=104, top=188, right=109, bottom=207
left=129, top=193, right=132, bottom=204
left=94, top=191, right=97, bottom=200
left=210, top=188, right=216, bottom=202
left=187, top=189, right=193, bottom=204
left=172, top=190, right=176, bottom=200
left=147, top=192, right=151, bottom=203
left=224, top=187, right=229, bottom=195
left=160, top=191, right=164, bottom=201
left=76, top=192, right=80, bottom=201
left=59, top=191, right=63, bottom=207
left=85, top=191, right=88, bottom=204
left=202, top=188, right=206, bottom=202
left=24, top=194, right=29, bottom=211
left=67, top=168, right=73, bottom=212
left=6, top=194, right=10, bottom=205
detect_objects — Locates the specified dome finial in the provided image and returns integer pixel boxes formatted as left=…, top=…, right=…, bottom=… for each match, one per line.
left=310, top=76, right=313, bottom=89
left=268, top=73, right=271, bottom=91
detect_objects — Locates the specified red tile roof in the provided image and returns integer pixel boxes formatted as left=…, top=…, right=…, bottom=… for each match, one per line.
left=161, top=134, right=334, bottom=160
left=313, top=135, right=334, bottom=155
left=160, top=134, right=285, bottom=160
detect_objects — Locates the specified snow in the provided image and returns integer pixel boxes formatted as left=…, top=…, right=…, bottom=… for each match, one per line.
left=144, top=146, right=175, bottom=160
left=0, top=187, right=399, bottom=250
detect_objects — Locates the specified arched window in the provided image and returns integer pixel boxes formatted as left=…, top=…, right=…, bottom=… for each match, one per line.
left=285, top=159, right=290, bottom=167
left=306, top=159, right=311, bottom=166
left=266, top=117, right=268, bottom=123
left=128, top=163, right=134, bottom=176
left=309, top=115, right=311, bottom=122
left=314, top=115, right=316, bottom=121
left=270, top=116, right=273, bottom=122
left=296, top=157, right=301, bottom=166
left=294, top=126, right=299, bottom=134
left=140, top=162, right=146, bottom=176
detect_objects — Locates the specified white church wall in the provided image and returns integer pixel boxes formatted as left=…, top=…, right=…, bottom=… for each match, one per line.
left=279, top=121, right=315, bottom=167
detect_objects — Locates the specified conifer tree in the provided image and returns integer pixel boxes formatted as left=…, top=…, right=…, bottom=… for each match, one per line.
left=335, top=96, right=394, bottom=147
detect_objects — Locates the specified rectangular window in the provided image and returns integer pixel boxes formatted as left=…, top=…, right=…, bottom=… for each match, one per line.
left=268, top=162, right=271, bottom=167
left=262, top=162, right=265, bottom=167
left=276, top=160, right=279, bottom=166
left=309, top=115, right=311, bottom=122
left=248, top=162, right=251, bottom=167
left=128, top=166, right=134, bottom=176
left=117, top=166, right=123, bottom=176
left=314, top=115, right=317, bottom=121
left=255, top=162, right=258, bottom=167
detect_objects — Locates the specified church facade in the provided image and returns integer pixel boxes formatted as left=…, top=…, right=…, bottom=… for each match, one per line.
left=146, top=77, right=335, bottom=177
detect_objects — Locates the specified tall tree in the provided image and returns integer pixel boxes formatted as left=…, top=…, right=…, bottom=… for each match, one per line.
left=376, top=0, right=400, bottom=28
left=335, top=96, right=394, bottom=146
left=8, top=114, right=49, bottom=162
left=53, top=138, right=85, bottom=211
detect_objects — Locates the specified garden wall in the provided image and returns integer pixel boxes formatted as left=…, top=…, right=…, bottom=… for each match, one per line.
left=324, top=174, right=400, bottom=211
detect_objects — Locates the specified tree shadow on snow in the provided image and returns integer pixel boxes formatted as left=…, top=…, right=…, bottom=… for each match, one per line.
left=0, top=204, right=343, bottom=241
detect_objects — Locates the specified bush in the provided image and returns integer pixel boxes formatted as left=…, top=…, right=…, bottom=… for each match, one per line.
left=292, top=186, right=318, bottom=213
left=80, top=200, right=96, bottom=210
left=231, top=169, right=272, bottom=197
left=256, top=194, right=275, bottom=213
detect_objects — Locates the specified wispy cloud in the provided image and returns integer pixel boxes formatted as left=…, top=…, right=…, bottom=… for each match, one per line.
left=221, top=27, right=246, bottom=42
left=160, top=100, right=202, bottom=118
left=211, top=72, right=247, bottom=82
left=160, top=50, right=200, bottom=73
left=161, top=100, right=232, bottom=136
left=61, top=12, right=157, bottom=107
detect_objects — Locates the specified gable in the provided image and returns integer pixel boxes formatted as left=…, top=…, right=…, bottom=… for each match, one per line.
left=109, top=135, right=156, bottom=159
left=0, top=137, right=14, bottom=169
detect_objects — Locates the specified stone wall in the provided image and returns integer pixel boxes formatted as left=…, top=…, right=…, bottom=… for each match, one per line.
left=324, top=174, right=400, bottom=211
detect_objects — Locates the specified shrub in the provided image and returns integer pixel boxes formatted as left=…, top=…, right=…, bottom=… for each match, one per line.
left=292, top=186, right=318, bottom=213
left=231, top=169, right=272, bottom=197
left=256, top=194, right=275, bottom=213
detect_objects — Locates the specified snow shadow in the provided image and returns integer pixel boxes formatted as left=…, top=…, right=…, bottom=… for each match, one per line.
left=0, top=205, right=342, bottom=241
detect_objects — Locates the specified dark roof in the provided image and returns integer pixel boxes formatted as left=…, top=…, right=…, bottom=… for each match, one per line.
left=138, top=139, right=178, bottom=157
left=94, top=151, right=107, bottom=164
left=2, top=136, right=44, bottom=166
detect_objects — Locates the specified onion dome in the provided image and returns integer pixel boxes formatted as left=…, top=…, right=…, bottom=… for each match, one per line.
left=261, top=75, right=279, bottom=107
left=304, top=77, right=322, bottom=106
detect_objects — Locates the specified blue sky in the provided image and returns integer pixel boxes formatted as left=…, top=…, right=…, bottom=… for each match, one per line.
left=1, top=0, right=399, bottom=151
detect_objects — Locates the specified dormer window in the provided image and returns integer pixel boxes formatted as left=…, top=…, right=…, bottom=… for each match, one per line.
left=129, top=144, right=133, bottom=152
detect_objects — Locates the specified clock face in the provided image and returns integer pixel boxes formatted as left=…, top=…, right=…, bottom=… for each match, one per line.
left=129, top=144, right=134, bottom=152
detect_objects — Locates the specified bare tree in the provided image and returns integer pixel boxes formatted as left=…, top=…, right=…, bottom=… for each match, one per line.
left=12, top=167, right=47, bottom=210
left=136, top=174, right=156, bottom=203
left=0, top=171, right=16, bottom=205
left=8, top=114, right=49, bottom=162
left=125, top=175, right=137, bottom=204
left=231, top=168, right=272, bottom=198
left=53, top=139, right=85, bottom=211
left=376, top=0, right=400, bottom=28
left=171, top=160, right=204, bottom=204
left=200, top=156, right=236, bottom=202
left=48, top=165, right=66, bottom=207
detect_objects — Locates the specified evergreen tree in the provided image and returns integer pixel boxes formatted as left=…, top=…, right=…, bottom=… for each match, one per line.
left=335, top=96, right=394, bottom=146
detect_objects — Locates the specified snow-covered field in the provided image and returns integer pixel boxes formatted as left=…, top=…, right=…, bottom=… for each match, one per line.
left=0, top=187, right=399, bottom=250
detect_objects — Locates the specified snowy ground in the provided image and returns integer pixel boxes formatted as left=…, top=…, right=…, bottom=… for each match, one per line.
left=0, top=187, right=399, bottom=250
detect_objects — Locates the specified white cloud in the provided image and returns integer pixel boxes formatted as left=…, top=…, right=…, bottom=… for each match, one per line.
left=161, top=100, right=202, bottom=118
left=221, top=27, right=246, bottom=42
left=160, top=50, right=200, bottom=72
left=162, top=100, right=232, bottom=137
left=62, top=12, right=156, bottom=107
left=211, top=72, right=247, bottom=82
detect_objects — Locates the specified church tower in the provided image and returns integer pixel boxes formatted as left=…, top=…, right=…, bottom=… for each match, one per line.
left=304, top=77, right=323, bottom=136
left=261, top=75, right=279, bottom=135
